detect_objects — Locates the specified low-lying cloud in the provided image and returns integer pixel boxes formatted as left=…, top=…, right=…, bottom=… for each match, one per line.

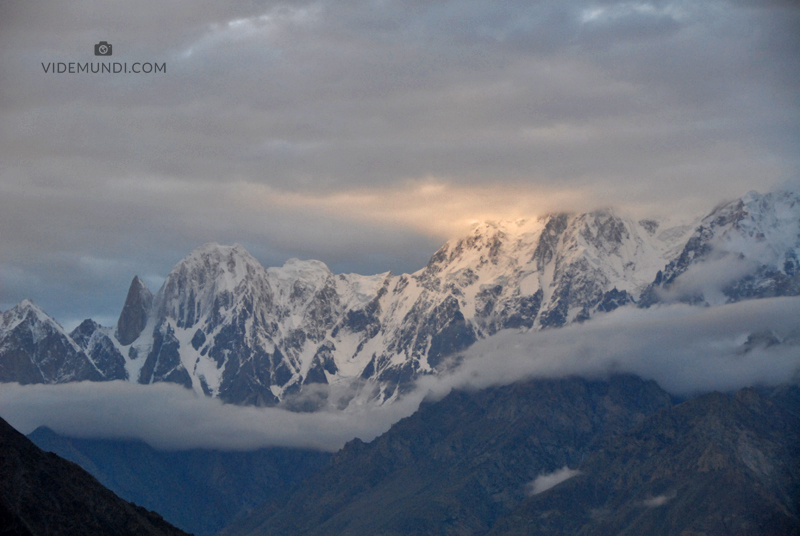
left=421, top=296, right=800, bottom=399
left=526, top=466, right=582, bottom=496
left=1, top=297, right=799, bottom=452
left=0, top=380, right=422, bottom=452
left=656, top=255, right=759, bottom=305
left=643, top=493, right=675, bottom=507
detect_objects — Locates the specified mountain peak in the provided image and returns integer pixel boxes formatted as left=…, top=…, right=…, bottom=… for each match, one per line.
left=2, top=299, right=59, bottom=332
left=116, top=276, right=154, bottom=345
left=178, top=243, right=259, bottom=271
left=701, top=189, right=800, bottom=267
left=11, top=298, right=40, bottom=314
left=278, top=257, right=332, bottom=274
left=156, top=242, right=272, bottom=331
left=165, top=243, right=265, bottom=290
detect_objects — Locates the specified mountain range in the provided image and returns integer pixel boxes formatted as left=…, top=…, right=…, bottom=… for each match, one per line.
left=2, top=188, right=799, bottom=407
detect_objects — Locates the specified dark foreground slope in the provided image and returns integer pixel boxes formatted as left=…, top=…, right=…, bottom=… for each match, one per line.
left=26, top=429, right=330, bottom=536
left=489, top=386, right=800, bottom=536
left=222, top=375, right=674, bottom=536
left=0, top=416, right=190, bottom=536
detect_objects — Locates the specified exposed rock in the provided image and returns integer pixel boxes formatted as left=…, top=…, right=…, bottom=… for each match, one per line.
left=116, top=276, right=153, bottom=345
left=641, top=190, right=800, bottom=307
left=70, top=319, right=127, bottom=380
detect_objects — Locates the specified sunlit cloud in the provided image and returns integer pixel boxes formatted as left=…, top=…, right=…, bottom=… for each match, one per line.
left=233, top=178, right=594, bottom=237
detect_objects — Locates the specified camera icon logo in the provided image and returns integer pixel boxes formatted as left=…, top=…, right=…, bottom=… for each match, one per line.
left=94, top=41, right=112, bottom=56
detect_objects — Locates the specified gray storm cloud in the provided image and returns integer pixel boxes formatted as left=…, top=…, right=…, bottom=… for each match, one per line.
left=1, top=298, right=798, bottom=451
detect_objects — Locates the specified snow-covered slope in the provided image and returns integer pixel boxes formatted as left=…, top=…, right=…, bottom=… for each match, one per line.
left=2, top=189, right=797, bottom=406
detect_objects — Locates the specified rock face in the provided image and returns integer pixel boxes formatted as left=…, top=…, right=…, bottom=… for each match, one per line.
left=116, top=276, right=153, bottom=345
left=69, top=319, right=127, bottom=381
left=0, top=415, right=191, bottom=536
left=220, top=377, right=800, bottom=536
left=1, top=188, right=798, bottom=406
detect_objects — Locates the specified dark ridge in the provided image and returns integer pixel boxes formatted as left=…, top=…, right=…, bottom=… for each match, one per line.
left=0, top=415, right=191, bottom=536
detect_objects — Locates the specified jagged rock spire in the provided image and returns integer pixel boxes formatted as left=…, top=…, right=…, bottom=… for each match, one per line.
left=116, top=276, right=153, bottom=345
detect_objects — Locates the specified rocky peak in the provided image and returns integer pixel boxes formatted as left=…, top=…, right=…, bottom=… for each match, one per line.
left=1, top=300, right=72, bottom=346
left=705, top=189, right=800, bottom=267
left=155, top=243, right=273, bottom=329
left=2, top=298, right=48, bottom=326
left=116, top=276, right=153, bottom=345
left=0, top=300, right=99, bottom=384
left=422, top=218, right=547, bottom=280
left=70, top=319, right=101, bottom=346
left=533, top=213, right=570, bottom=269
left=640, top=189, right=800, bottom=307
left=575, top=209, right=629, bottom=252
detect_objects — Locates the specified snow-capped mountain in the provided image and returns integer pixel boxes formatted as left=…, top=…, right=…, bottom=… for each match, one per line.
left=640, top=190, right=800, bottom=306
left=0, top=300, right=102, bottom=384
left=2, top=189, right=798, bottom=406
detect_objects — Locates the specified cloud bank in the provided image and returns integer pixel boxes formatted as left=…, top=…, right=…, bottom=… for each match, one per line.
left=0, top=380, right=422, bottom=452
left=1, top=298, right=798, bottom=452
left=426, top=296, right=800, bottom=398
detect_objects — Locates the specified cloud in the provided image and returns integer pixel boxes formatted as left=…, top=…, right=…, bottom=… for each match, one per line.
left=643, top=493, right=675, bottom=507
left=657, top=255, right=759, bottom=305
left=0, top=380, right=422, bottom=452
left=2, top=297, right=799, bottom=452
left=526, top=466, right=582, bottom=495
left=418, top=296, right=800, bottom=399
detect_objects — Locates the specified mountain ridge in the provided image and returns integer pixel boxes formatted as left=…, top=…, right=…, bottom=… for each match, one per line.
left=0, top=414, right=191, bottom=536
left=219, top=378, right=800, bottom=536
left=2, top=188, right=798, bottom=407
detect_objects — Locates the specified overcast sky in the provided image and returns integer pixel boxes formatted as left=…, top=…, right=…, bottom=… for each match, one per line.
left=1, top=0, right=798, bottom=328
